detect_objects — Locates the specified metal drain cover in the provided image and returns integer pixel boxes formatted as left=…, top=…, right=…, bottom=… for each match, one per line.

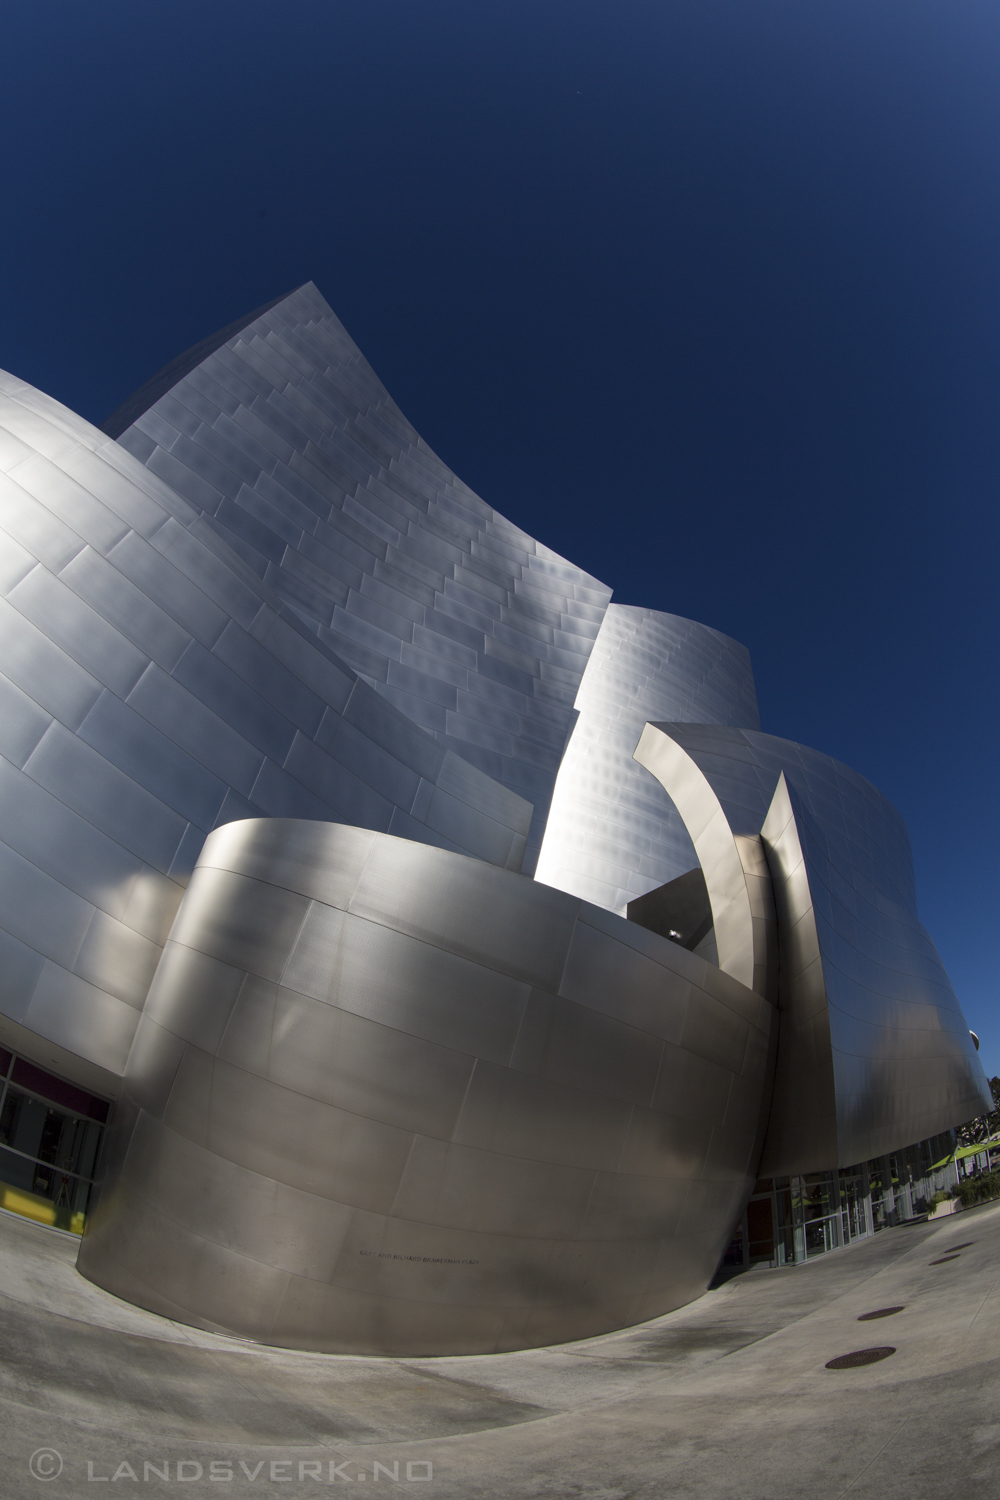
left=930, top=1255, right=961, bottom=1264
left=826, top=1347, right=896, bottom=1370
left=858, top=1307, right=904, bottom=1321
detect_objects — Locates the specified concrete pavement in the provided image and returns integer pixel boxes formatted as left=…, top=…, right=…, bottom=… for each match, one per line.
left=1, top=1202, right=998, bottom=1497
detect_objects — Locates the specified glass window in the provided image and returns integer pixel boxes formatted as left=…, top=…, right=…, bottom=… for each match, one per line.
left=838, top=1171, right=868, bottom=1242
left=721, top=1220, right=745, bottom=1268
left=792, top=1172, right=840, bottom=1257
left=0, top=1053, right=108, bottom=1235
left=773, top=1179, right=795, bottom=1265
left=867, top=1156, right=896, bottom=1230
left=746, top=1179, right=796, bottom=1266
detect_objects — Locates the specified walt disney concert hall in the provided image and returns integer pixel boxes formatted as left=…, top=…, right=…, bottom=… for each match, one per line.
left=0, top=283, right=988, bottom=1354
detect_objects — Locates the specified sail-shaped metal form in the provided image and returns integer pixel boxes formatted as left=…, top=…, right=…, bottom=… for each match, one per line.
left=105, top=282, right=612, bottom=875
left=0, top=284, right=986, bottom=1354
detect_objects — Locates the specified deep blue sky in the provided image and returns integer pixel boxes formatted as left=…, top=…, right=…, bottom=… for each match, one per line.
left=2, top=2, right=998, bottom=1072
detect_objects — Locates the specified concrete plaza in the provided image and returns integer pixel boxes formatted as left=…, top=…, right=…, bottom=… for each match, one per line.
left=1, top=1203, right=998, bottom=1498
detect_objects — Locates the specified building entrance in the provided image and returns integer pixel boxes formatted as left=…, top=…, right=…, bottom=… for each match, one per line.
left=0, top=1049, right=109, bottom=1234
left=839, top=1170, right=871, bottom=1245
left=724, top=1165, right=876, bottom=1272
left=745, top=1179, right=795, bottom=1266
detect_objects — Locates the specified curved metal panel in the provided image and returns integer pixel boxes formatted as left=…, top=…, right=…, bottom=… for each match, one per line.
left=631, top=723, right=757, bottom=991
left=0, top=279, right=985, bottom=1344
left=100, top=291, right=298, bottom=441
left=534, top=606, right=759, bottom=912
left=0, top=374, right=530, bottom=1079
left=758, top=773, right=838, bottom=1173
left=106, top=283, right=613, bottom=872
left=79, top=819, right=776, bottom=1356
left=642, top=724, right=991, bottom=1166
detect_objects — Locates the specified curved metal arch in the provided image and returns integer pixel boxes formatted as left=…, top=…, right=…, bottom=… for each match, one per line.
left=633, top=723, right=763, bottom=992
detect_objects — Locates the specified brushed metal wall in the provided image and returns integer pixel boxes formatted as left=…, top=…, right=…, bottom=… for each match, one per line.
left=0, top=373, right=530, bottom=1087
left=79, top=819, right=776, bottom=1355
left=534, top=606, right=761, bottom=913
left=0, top=282, right=988, bottom=1356
left=634, top=724, right=991, bottom=1170
left=105, top=283, right=613, bottom=875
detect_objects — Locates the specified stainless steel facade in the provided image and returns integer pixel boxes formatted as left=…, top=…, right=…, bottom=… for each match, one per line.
left=634, top=725, right=991, bottom=1171
left=534, top=605, right=760, bottom=913
left=106, top=283, right=612, bottom=876
left=78, top=818, right=775, bottom=1354
left=0, top=369, right=530, bottom=1090
left=0, top=283, right=989, bottom=1353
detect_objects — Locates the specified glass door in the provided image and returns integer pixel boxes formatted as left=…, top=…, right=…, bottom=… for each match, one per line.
left=838, top=1170, right=870, bottom=1244
left=795, top=1173, right=840, bottom=1257
left=746, top=1179, right=796, bottom=1266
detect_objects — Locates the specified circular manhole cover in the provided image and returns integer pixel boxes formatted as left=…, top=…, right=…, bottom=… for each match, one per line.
left=857, top=1307, right=904, bottom=1321
left=826, top=1347, right=895, bottom=1370
left=929, top=1255, right=961, bottom=1264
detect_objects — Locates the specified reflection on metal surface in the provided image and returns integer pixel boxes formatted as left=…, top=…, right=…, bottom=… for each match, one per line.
left=105, top=283, right=612, bottom=875
left=0, top=366, right=531, bottom=1080
left=534, top=606, right=760, bottom=912
left=632, top=725, right=991, bottom=1170
left=758, top=771, right=837, bottom=1173
left=633, top=725, right=760, bottom=991
left=0, top=283, right=987, bottom=1354
left=79, top=819, right=776, bottom=1355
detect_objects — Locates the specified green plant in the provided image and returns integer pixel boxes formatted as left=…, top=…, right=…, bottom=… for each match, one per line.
left=955, top=1170, right=1000, bottom=1209
left=956, top=1078, right=1000, bottom=1147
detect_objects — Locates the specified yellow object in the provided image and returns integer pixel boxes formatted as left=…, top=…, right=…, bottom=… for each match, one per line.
left=954, top=1140, right=998, bottom=1163
left=0, top=1184, right=84, bottom=1235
